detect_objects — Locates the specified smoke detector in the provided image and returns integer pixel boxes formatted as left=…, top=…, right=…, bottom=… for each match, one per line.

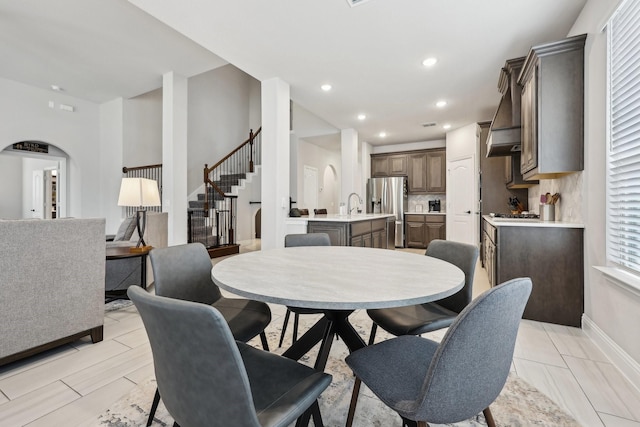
left=346, top=0, right=374, bottom=7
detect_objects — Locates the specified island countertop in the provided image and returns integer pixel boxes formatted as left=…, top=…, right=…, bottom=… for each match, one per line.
left=285, top=213, right=395, bottom=223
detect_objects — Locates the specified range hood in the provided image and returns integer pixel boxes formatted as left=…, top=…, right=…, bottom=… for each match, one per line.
left=487, top=57, right=525, bottom=157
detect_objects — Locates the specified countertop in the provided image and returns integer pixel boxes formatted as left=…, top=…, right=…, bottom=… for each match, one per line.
left=482, top=215, right=584, bottom=228
left=285, top=213, right=395, bottom=223
left=405, top=212, right=446, bottom=216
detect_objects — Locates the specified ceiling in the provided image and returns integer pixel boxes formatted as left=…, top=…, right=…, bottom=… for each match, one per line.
left=1, top=0, right=587, bottom=147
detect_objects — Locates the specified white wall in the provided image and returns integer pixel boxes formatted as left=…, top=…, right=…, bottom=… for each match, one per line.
left=568, top=0, right=640, bottom=387
left=0, top=153, right=23, bottom=219
left=188, top=65, right=255, bottom=194
left=0, top=77, right=101, bottom=220
left=371, top=139, right=446, bottom=154
left=296, top=138, right=342, bottom=214
left=124, top=89, right=163, bottom=167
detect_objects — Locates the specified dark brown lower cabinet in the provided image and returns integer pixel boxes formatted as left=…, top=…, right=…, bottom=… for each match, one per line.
left=488, top=220, right=584, bottom=327
left=307, top=218, right=388, bottom=248
left=404, top=214, right=446, bottom=248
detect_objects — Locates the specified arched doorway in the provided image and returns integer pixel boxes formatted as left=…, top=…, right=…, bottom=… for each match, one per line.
left=0, top=141, right=69, bottom=219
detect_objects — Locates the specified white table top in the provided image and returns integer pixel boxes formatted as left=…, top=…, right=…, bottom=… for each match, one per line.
left=211, top=246, right=465, bottom=310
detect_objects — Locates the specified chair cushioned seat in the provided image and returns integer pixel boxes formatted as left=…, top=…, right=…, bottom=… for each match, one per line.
left=238, top=342, right=332, bottom=427
left=213, top=298, right=272, bottom=342
left=367, top=302, right=457, bottom=336
left=346, top=335, right=439, bottom=417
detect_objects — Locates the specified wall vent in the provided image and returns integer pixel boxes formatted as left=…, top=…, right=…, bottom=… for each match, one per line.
left=422, top=122, right=437, bottom=127
left=346, top=0, right=374, bottom=7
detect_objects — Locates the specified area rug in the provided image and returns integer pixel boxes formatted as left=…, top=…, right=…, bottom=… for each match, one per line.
left=104, top=299, right=133, bottom=312
left=94, top=310, right=581, bottom=427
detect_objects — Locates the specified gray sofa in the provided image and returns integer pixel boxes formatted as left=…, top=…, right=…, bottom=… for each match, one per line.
left=0, top=218, right=105, bottom=365
left=106, top=212, right=168, bottom=293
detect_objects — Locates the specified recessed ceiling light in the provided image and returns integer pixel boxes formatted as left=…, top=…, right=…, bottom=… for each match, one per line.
left=379, top=132, right=387, bottom=138
left=51, top=84, right=63, bottom=91
left=443, top=124, right=452, bottom=130
left=357, top=114, right=366, bottom=120
left=436, top=100, right=447, bottom=108
left=321, top=84, right=332, bottom=92
left=422, top=57, right=438, bottom=67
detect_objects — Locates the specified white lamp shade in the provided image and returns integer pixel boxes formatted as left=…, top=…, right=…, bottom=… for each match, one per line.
left=117, top=177, right=161, bottom=207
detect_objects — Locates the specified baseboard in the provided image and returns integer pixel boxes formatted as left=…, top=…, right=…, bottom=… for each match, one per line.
left=582, top=314, right=640, bottom=393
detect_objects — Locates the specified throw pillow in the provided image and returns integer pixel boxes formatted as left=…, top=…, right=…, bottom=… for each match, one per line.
left=114, top=217, right=137, bottom=241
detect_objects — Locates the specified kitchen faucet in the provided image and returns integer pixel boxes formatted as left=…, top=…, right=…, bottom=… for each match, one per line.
left=347, top=192, right=362, bottom=215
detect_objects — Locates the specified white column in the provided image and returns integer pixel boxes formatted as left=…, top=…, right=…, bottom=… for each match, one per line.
left=340, top=128, right=359, bottom=205
left=99, top=98, right=124, bottom=233
left=261, top=78, right=290, bottom=250
left=162, top=72, right=188, bottom=246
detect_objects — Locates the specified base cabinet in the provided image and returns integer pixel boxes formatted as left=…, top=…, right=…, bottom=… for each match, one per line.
left=308, top=218, right=389, bottom=249
left=486, top=219, right=584, bottom=327
left=405, top=214, right=445, bottom=248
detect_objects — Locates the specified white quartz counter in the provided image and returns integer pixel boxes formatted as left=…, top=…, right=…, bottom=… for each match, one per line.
left=285, top=213, right=395, bottom=224
left=482, top=215, right=584, bottom=229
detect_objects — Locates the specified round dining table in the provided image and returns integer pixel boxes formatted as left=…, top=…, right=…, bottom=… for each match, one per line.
left=211, top=245, right=464, bottom=371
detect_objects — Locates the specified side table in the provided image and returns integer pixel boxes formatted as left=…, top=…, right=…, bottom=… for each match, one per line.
left=105, top=246, right=151, bottom=301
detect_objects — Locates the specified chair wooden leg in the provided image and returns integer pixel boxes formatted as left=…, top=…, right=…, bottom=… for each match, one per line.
left=147, top=388, right=160, bottom=426
left=345, top=377, right=362, bottom=427
left=260, top=332, right=269, bottom=351
left=293, top=312, right=300, bottom=343
left=368, top=323, right=378, bottom=345
left=278, top=309, right=291, bottom=347
left=483, top=407, right=496, bottom=427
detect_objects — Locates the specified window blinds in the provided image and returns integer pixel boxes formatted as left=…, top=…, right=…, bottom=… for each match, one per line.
left=608, top=0, right=640, bottom=273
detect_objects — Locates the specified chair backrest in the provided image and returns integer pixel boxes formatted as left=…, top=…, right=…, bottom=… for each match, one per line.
left=127, top=286, right=261, bottom=427
left=149, top=242, right=222, bottom=304
left=285, top=233, right=331, bottom=247
left=415, top=277, right=532, bottom=423
left=425, top=239, right=479, bottom=313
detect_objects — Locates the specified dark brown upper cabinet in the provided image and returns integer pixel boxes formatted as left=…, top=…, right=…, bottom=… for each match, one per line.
left=518, top=34, right=586, bottom=180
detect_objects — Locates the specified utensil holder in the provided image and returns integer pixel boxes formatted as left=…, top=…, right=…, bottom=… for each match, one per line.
left=540, top=204, right=555, bottom=221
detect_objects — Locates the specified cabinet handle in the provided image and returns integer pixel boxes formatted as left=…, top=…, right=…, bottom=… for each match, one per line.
left=465, top=210, right=471, bottom=214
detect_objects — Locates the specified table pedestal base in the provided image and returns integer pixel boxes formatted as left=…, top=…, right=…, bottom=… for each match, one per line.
left=282, top=310, right=366, bottom=369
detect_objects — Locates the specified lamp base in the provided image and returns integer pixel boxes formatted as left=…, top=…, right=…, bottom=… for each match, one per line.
left=129, top=245, right=152, bottom=253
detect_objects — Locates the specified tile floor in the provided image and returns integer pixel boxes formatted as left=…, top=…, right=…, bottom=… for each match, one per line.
left=1, top=240, right=639, bottom=426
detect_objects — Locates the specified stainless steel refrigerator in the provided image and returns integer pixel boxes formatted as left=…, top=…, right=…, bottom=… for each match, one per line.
left=366, top=177, right=408, bottom=247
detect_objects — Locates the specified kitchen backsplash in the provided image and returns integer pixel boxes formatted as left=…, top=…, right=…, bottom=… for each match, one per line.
left=408, top=194, right=446, bottom=213
left=527, top=172, right=583, bottom=223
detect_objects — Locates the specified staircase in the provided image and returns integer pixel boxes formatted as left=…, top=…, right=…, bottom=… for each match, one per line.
left=188, top=128, right=261, bottom=258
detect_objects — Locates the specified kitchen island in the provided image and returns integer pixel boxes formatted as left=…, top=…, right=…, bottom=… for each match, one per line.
left=482, top=215, right=584, bottom=326
left=285, top=213, right=396, bottom=248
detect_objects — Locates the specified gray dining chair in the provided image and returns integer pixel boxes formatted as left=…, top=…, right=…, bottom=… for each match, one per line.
left=128, top=286, right=332, bottom=427
left=366, top=239, right=479, bottom=343
left=278, top=233, right=332, bottom=347
left=345, top=277, right=532, bottom=427
left=146, top=242, right=272, bottom=426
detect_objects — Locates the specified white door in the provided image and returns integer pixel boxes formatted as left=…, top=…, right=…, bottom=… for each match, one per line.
left=447, top=156, right=477, bottom=245
left=303, top=165, right=318, bottom=212
left=31, top=170, right=44, bottom=218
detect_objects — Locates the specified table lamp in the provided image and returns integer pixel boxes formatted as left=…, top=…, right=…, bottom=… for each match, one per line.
left=117, top=177, right=161, bottom=252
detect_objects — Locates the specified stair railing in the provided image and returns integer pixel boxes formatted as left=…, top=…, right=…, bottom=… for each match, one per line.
left=191, top=128, right=261, bottom=249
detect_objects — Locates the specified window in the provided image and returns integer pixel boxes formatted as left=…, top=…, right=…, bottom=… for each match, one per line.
left=607, top=0, right=640, bottom=274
